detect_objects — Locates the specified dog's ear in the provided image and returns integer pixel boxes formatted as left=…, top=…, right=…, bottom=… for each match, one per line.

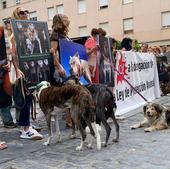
left=69, top=56, right=72, bottom=61
left=165, top=108, right=170, bottom=124
left=87, top=84, right=96, bottom=94
left=75, top=52, right=79, bottom=58
left=143, top=105, right=147, bottom=115
left=154, top=103, right=163, bottom=114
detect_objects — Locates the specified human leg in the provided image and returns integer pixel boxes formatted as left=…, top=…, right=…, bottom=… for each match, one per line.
left=18, top=95, right=43, bottom=140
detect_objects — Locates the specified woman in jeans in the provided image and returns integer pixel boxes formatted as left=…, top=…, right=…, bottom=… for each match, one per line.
left=10, top=7, right=43, bottom=140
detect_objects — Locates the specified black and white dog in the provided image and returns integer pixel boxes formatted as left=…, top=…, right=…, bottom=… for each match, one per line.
left=70, top=83, right=119, bottom=148
left=85, top=84, right=119, bottom=147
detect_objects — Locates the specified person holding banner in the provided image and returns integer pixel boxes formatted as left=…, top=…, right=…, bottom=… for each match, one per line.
left=121, top=37, right=133, bottom=51
left=85, top=28, right=99, bottom=83
left=50, top=14, right=70, bottom=85
left=98, top=28, right=107, bottom=37
left=9, top=7, right=43, bottom=140
left=50, top=14, right=73, bottom=128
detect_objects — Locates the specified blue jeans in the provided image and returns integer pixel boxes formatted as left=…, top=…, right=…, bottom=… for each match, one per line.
left=0, top=106, right=14, bottom=125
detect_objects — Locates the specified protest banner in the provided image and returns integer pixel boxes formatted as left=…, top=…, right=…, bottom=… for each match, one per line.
left=97, top=35, right=114, bottom=86
left=115, top=51, right=160, bottom=115
left=11, top=20, right=52, bottom=87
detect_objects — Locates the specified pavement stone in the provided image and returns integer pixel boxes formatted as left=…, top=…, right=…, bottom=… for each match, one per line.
left=0, top=95, right=170, bottom=169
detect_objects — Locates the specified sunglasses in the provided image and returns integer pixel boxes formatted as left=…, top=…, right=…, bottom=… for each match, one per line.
left=18, top=10, right=29, bottom=15
left=6, top=20, right=11, bottom=24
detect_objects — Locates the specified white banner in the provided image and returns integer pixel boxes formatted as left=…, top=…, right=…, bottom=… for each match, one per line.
left=114, top=51, right=160, bottom=115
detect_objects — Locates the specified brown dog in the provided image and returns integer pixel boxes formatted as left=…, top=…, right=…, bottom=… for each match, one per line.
left=131, top=102, right=170, bottom=132
left=36, top=81, right=101, bottom=150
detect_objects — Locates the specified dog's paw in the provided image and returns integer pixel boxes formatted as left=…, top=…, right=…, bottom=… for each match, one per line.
left=56, top=138, right=62, bottom=143
left=144, top=128, right=151, bottom=132
left=130, top=125, right=138, bottom=129
left=43, top=142, right=50, bottom=146
left=101, top=142, right=107, bottom=147
left=112, top=138, right=119, bottom=143
left=87, top=143, right=92, bottom=149
left=97, top=144, right=101, bottom=150
left=76, top=146, right=83, bottom=151
left=70, top=134, right=76, bottom=139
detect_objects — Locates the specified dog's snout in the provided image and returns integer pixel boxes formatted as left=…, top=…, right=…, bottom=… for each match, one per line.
left=146, top=111, right=151, bottom=117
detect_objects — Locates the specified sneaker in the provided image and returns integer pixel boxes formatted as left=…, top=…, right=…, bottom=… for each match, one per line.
left=18, top=125, right=42, bottom=133
left=20, top=128, right=43, bottom=140
left=4, top=122, right=17, bottom=129
left=31, top=124, right=42, bottom=132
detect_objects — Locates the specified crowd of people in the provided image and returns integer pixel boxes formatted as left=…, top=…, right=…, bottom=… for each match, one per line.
left=0, top=6, right=170, bottom=150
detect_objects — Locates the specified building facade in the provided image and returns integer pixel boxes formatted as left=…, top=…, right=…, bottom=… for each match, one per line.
left=0, top=0, right=170, bottom=46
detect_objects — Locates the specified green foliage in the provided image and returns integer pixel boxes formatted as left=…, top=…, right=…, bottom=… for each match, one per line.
left=133, top=39, right=141, bottom=51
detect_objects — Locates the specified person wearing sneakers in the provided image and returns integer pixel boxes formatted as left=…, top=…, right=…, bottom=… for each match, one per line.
left=10, top=7, right=43, bottom=140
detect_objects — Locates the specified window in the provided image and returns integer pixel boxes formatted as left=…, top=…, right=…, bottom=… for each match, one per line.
left=122, top=0, right=133, bottom=4
left=56, top=4, right=64, bottom=14
left=162, top=11, right=170, bottom=28
left=78, top=0, right=86, bottom=14
left=99, top=0, right=108, bottom=9
left=48, top=7, right=55, bottom=20
left=79, top=26, right=87, bottom=37
left=123, top=18, right=133, bottom=34
left=29, top=11, right=37, bottom=21
left=2, top=1, right=7, bottom=9
left=16, top=0, right=20, bottom=4
left=99, top=22, right=109, bottom=35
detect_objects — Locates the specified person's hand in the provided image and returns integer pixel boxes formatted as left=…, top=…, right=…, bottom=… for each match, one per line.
left=7, top=48, right=12, bottom=56
left=50, top=48, right=55, bottom=55
left=16, top=69, right=24, bottom=78
left=2, top=63, right=10, bottom=71
left=58, top=64, right=66, bottom=77
left=92, top=45, right=100, bottom=52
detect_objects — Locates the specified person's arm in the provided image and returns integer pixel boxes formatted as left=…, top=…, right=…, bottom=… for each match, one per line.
left=50, top=40, right=65, bottom=77
left=86, top=45, right=99, bottom=56
left=2, top=62, right=10, bottom=71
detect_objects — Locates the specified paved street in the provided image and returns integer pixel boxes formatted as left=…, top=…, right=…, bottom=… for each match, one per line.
left=0, top=95, right=170, bottom=169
